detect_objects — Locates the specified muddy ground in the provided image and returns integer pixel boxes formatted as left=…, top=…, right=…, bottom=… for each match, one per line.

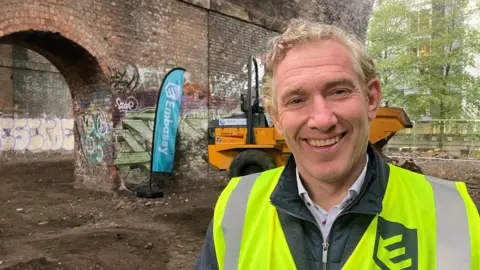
left=0, top=159, right=226, bottom=270
left=0, top=157, right=479, bottom=270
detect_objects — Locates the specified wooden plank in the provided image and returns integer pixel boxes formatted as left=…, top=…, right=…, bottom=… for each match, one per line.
left=114, top=151, right=150, bottom=165
left=114, top=129, right=144, bottom=152
left=122, top=119, right=153, bottom=142
left=123, top=131, right=144, bottom=152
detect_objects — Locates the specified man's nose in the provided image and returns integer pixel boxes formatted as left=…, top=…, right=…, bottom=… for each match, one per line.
left=306, top=96, right=338, bottom=131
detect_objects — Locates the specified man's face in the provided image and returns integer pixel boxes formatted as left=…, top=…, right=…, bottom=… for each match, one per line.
left=268, top=39, right=381, bottom=183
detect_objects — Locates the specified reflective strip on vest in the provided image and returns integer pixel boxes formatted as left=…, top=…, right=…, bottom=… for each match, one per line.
left=222, top=172, right=259, bottom=269
left=426, top=175, right=471, bottom=270
left=214, top=168, right=296, bottom=270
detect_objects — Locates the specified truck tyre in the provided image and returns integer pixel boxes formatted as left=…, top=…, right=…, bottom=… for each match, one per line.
left=229, top=150, right=276, bottom=178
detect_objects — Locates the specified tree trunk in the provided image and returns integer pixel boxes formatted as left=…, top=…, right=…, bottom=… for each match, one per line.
left=439, top=101, right=445, bottom=150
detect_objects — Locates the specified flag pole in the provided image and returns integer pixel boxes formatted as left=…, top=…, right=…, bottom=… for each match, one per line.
left=136, top=67, right=186, bottom=198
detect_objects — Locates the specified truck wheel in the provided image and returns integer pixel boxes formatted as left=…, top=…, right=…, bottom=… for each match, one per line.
left=229, top=150, right=276, bottom=178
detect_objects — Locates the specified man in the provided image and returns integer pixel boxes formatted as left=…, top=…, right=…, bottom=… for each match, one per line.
left=195, top=19, right=479, bottom=270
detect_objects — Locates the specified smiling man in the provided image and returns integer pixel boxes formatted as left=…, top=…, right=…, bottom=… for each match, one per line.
left=270, top=38, right=378, bottom=213
left=195, top=19, right=479, bottom=270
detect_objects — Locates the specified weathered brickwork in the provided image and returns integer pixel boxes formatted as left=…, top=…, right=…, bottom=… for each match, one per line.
left=208, top=12, right=275, bottom=113
left=183, top=0, right=374, bottom=41
left=0, top=0, right=375, bottom=193
left=0, top=45, right=14, bottom=117
left=11, top=46, right=71, bottom=117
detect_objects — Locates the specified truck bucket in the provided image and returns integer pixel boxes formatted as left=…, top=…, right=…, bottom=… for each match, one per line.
left=369, top=107, right=413, bottom=154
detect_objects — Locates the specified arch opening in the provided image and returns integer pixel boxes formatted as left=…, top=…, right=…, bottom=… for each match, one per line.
left=0, top=30, right=118, bottom=192
left=0, top=31, right=107, bottom=90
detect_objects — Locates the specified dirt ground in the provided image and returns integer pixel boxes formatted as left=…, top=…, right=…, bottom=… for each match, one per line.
left=0, top=157, right=478, bottom=270
left=0, top=159, right=225, bottom=270
left=393, top=157, right=480, bottom=202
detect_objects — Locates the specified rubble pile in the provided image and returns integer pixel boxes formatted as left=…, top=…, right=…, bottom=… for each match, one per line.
left=417, top=149, right=460, bottom=159
left=390, top=158, right=424, bottom=174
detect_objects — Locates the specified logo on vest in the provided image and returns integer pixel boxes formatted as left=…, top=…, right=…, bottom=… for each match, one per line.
left=373, top=217, right=418, bottom=270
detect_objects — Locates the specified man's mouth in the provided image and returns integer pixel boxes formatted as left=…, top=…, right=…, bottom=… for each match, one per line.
left=305, top=133, right=346, bottom=147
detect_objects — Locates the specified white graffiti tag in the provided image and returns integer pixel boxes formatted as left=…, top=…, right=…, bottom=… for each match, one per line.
left=115, top=96, right=139, bottom=112
left=0, top=117, right=74, bottom=152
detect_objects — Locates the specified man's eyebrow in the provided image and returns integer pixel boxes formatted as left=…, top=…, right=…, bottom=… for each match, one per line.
left=323, top=78, right=356, bottom=90
left=280, top=88, right=308, bottom=99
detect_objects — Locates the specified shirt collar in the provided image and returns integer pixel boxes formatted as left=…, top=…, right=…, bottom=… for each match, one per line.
left=296, top=154, right=369, bottom=205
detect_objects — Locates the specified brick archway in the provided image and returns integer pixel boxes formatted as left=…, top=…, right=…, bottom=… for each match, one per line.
left=0, top=11, right=120, bottom=192
left=0, top=4, right=109, bottom=71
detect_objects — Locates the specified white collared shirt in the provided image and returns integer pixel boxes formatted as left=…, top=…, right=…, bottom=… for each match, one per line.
left=296, top=154, right=368, bottom=241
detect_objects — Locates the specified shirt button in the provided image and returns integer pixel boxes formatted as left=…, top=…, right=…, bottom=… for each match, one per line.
left=306, top=202, right=311, bottom=206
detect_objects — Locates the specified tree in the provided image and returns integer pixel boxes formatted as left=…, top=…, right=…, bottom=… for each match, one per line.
left=367, top=0, right=480, bottom=121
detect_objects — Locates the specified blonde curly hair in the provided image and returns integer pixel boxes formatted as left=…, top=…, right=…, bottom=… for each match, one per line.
left=262, top=19, right=378, bottom=112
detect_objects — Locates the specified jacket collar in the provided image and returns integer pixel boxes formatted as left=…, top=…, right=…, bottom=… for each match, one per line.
left=270, top=142, right=389, bottom=219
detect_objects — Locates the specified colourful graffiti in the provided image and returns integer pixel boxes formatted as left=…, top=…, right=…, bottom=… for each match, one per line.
left=72, top=84, right=115, bottom=189
left=0, top=117, right=74, bottom=151
left=75, top=109, right=110, bottom=164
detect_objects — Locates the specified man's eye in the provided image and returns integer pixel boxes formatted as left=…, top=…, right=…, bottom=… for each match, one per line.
left=283, top=98, right=304, bottom=108
left=292, top=98, right=302, bottom=104
left=333, top=89, right=350, bottom=96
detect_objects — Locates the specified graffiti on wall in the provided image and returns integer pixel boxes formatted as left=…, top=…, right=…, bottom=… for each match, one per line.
left=109, top=64, right=141, bottom=114
left=75, top=109, right=111, bottom=164
left=113, top=108, right=154, bottom=184
left=107, top=59, right=268, bottom=184
left=109, top=65, right=140, bottom=95
left=105, top=61, right=274, bottom=186
left=112, top=106, right=208, bottom=185
left=115, top=96, right=139, bottom=112
left=70, top=83, right=116, bottom=189
left=137, top=67, right=172, bottom=91
left=241, top=56, right=266, bottom=97
left=209, top=56, right=266, bottom=114
left=181, top=82, right=208, bottom=115
left=106, top=66, right=210, bottom=186
left=73, top=83, right=112, bottom=113
left=0, top=117, right=74, bottom=152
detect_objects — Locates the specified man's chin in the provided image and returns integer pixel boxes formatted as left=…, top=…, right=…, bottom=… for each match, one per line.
left=300, top=165, right=343, bottom=183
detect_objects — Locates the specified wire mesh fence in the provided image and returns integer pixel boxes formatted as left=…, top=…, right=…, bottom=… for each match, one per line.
left=386, top=119, right=480, bottom=159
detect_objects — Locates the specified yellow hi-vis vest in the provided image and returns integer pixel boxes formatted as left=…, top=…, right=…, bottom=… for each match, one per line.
left=213, top=164, right=480, bottom=270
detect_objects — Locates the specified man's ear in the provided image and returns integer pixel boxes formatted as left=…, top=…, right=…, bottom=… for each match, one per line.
left=366, top=78, right=382, bottom=122
left=266, top=105, right=283, bottom=136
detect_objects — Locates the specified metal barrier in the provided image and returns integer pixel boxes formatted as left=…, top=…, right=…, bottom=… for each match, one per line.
left=386, top=119, right=480, bottom=158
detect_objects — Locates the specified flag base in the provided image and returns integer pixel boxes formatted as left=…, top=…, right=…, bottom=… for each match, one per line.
left=135, top=172, right=167, bottom=199
left=135, top=189, right=164, bottom=199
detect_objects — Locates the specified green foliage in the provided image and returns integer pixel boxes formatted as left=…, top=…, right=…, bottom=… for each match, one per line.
left=367, top=0, right=480, bottom=120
